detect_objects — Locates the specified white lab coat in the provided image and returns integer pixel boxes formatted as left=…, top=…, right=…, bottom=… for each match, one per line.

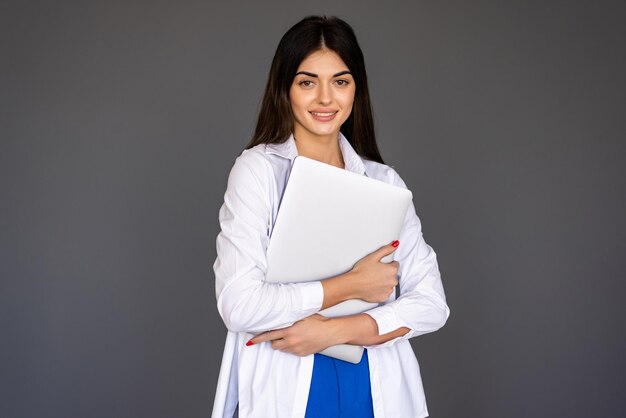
left=212, top=133, right=450, bottom=418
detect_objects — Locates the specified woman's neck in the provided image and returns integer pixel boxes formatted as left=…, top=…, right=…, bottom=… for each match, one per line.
left=293, top=130, right=345, bottom=169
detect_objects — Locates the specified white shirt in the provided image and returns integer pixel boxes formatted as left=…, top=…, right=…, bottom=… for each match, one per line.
left=212, top=133, right=450, bottom=418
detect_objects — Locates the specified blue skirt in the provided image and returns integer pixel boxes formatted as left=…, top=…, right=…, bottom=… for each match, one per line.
left=304, top=349, right=374, bottom=418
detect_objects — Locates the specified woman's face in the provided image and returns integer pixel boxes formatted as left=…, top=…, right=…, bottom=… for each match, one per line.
left=289, top=49, right=355, bottom=143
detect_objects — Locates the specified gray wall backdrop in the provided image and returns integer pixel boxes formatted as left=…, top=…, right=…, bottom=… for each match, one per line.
left=2, top=1, right=625, bottom=417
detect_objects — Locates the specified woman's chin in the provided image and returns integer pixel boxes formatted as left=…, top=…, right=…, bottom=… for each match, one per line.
left=305, top=124, right=342, bottom=138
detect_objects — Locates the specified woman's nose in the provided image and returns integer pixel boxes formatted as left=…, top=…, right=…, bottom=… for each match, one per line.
left=317, top=83, right=332, bottom=105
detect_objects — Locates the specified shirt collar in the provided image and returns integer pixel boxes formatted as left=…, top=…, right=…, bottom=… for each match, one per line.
left=265, top=132, right=367, bottom=176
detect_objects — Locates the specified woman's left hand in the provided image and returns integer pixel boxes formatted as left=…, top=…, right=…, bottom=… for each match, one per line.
left=248, top=314, right=339, bottom=356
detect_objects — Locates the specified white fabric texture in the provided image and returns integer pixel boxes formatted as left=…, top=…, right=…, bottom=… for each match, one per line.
left=212, top=133, right=450, bottom=418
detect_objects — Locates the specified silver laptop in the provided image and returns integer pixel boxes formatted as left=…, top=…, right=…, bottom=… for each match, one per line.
left=265, top=156, right=413, bottom=363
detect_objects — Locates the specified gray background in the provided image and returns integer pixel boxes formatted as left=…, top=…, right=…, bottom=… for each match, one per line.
left=2, top=1, right=625, bottom=417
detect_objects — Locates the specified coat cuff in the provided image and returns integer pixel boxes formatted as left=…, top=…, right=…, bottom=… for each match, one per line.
left=362, top=305, right=414, bottom=349
left=298, top=281, right=324, bottom=313
left=364, top=305, right=405, bottom=335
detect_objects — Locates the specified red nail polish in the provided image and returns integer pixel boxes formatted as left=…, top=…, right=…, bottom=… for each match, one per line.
left=246, top=340, right=254, bottom=346
left=391, top=240, right=400, bottom=248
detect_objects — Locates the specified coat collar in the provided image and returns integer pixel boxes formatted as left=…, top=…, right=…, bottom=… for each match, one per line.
left=265, top=132, right=367, bottom=176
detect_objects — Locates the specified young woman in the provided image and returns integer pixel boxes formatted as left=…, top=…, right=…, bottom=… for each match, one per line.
left=212, top=16, right=449, bottom=418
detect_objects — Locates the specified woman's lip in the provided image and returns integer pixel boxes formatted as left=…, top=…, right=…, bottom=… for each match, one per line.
left=309, top=110, right=338, bottom=121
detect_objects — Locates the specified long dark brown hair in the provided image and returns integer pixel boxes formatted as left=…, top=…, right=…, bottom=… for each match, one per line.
left=245, top=15, right=384, bottom=164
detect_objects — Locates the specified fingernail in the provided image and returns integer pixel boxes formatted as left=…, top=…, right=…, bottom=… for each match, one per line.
left=246, top=340, right=254, bottom=346
left=391, top=240, right=400, bottom=248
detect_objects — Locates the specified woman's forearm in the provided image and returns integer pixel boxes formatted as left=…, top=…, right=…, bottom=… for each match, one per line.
left=247, top=312, right=410, bottom=355
left=329, top=313, right=410, bottom=346
left=320, top=271, right=360, bottom=310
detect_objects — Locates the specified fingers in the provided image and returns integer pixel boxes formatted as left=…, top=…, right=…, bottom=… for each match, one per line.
left=248, top=329, right=285, bottom=345
left=271, top=339, right=288, bottom=351
left=390, top=261, right=400, bottom=285
left=371, top=240, right=400, bottom=262
left=247, top=330, right=297, bottom=354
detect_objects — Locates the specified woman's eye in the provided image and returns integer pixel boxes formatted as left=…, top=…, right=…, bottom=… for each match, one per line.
left=335, top=79, right=350, bottom=86
left=298, top=80, right=314, bottom=87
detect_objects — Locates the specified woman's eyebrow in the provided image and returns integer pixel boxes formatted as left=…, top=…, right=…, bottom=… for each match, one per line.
left=294, top=70, right=352, bottom=77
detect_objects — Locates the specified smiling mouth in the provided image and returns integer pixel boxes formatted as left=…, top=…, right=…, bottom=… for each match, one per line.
left=310, top=111, right=338, bottom=117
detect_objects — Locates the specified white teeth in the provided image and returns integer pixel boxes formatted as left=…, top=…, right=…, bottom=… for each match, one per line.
left=311, top=112, right=336, bottom=116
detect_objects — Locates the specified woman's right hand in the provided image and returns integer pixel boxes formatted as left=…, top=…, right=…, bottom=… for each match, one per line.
left=348, top=241, right=400, bottom=303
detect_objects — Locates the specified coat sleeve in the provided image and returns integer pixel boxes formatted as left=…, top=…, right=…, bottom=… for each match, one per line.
left=363, top=169, right=450, bottom=348
left=213, top=150, right=324, bottom=334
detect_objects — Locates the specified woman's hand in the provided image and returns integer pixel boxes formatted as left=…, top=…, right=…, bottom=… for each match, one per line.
left=349, top=241, right=400, bottom=303
left=320, top=241, right=400, bottom=309
left=247, top=314, right=340, bottom=356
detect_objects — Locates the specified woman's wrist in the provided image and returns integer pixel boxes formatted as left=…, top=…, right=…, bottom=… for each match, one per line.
left=320, top=271, right=359, bottom=310
left=327, top=314, right=379, bottom=346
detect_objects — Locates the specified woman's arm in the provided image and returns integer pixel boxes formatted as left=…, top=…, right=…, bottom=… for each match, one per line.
left=338, top=313, right=410, bottom=346
left=248, top=168, right=449, bottom=353
left=359, top=171, right=450, bottom=348
left=215, top=151, right=398, bottom=333
left=248, top=313, right=408, bottom=356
